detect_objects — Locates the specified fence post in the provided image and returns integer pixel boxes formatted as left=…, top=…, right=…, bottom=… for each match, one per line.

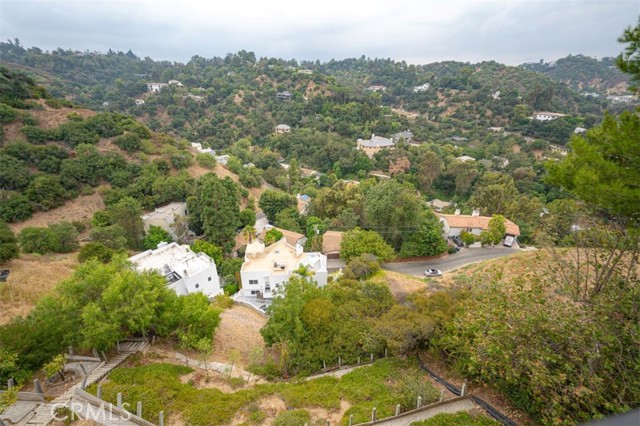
left=338, top=356, right=342, bottom=367
left=439, top=389, right=444, bottom=402
left=349, top=414, right=353, bottom=426
left=68, top=346, right=74, bottom=356
left=371, top=407, right=377, bottom=422
left=117, top=392, right=122, bottom=408
left=101, top=351, right=108, bottom=362
left=92, top=348, right=100, bottom=359
left=461, top=382, right=466, bottom=396
left=370, top=353, right=373, bottom=362
left=395, top=404, right=401, bottom=416
left=137, top=401, right=142, bottom=417
left=159, top=411, right=164, bottom=426
left=97, top=384, right=103, bottom=399
left=384, top=348, right=388, bottom=357
left=7, top=379, right=13, bottom=389
left=417, top=396, right=422, bottom=409
left=323, top=360, right=326, bottom=372
left=357, top=356, right=360, bottom=365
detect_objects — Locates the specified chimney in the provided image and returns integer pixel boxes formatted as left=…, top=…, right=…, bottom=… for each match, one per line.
left=371, top=133, right=375, bottom=139
left=472, top=209, right=480, bottom=217
left=454, top=209, right=461, bottom=216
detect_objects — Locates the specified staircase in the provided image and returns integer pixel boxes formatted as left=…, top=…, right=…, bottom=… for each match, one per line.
left=23, top=339, right=149, bottom=426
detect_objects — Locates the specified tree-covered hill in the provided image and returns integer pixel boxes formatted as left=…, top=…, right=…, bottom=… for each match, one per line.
left=520, top=54, right=631, bottom=93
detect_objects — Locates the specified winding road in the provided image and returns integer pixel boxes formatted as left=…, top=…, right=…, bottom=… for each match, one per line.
left=382, top=247, right=522, bottom=277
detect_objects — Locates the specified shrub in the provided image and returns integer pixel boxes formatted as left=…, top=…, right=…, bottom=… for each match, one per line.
left=0, top=221, right=19, bottom=262
left=113, top=133, right=142, bottom=152
left=264, top=228, right=283, bottom=245
left=196, top=153, right=217, bottom=169
left=273, top=409, right=310, bottom=426
left=459, top=231, right=477, bottom=246
left=343, top=254, right=380, bottom=280
left=77, top=242, right=117, bottom=263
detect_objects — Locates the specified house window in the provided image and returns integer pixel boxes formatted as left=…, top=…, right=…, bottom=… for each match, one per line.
left=265, top=284, right=271, bottom=292
left=249, top=279, right=258, bottom=285
left=250, top=290, right=259, bottom=295
left=208, top=277, right=212, bottom=281
left=195, top=283, right=200, bottom=289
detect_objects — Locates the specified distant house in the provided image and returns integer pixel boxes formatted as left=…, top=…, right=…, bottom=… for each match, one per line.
left=168, top=79, right=183, bottom=87
left=413, top=83, right=430, bottom=93
left=102, top=101, right=109, bottom=107
left=184, top=93, right=204, bottom=102
left=390, top=130, right=414, bottom=143
left=297, top=194, right=311, bottom=214
left=215, top=155, right=230, bottom=165
left=533, top=112, right=567, bottom=121
left=582, top=92, right=600, bottom=98
left=141, top=202, right=190, bottom=240
left=147, top=82, right=167, bottom=93
left=191, top=142, right=214, bottom=155
left=240, top=238, right=327, bottom=299
left=258, top=226, right=307, bottom=248
left=438, top=213, right=520, bottom=245
left=368, top=170, right=391, bottom=179
left=491, top=90, right=501, bottom=100
left=275, top=124, right=291, bottom=134
left=448, top=136, right=468, bottom=142
left=549, top=144, right=570, bottom=156
left=574, top=127, right=587, bottom=134
left=456, top=155, right=476, bottom=162
left=129, top=242, right=222, bottom=297
left=322, top=231, right=343, bottom=259
left=488, top=126, right=504, bottom=133
left=607, top=94, right=634, bottom=103
left=298, top=69, right=313, bottom=75
left=366, top=85, right=386, bottom=92
left=276, top=91, right=292, bottom=100
left=428, top=199, right=452, bottom=212
left=357, top=134, right=395, bottom=158
left=134, top=99, right=145, bottom=106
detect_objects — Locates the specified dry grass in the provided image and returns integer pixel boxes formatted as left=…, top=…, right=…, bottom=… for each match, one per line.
left=209, top=305, right=267, bottom=367
left=8, top=188, right=105, bottom=234
left=0, top=253, right=78, bottom=324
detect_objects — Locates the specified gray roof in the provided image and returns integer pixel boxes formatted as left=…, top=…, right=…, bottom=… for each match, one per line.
left=391, top=130, right=413, bottom=142
left=358, top=135, right=395, bottom=148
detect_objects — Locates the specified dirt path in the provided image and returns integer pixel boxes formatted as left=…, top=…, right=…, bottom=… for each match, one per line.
left=210, top=304, right=267, bottom=367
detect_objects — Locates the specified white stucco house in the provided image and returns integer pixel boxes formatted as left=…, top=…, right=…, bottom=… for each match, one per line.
left=141, top=202, right=190, bottom=240
left=240, top=238, right=327, bottom=299
left=533, top=112, right=567, bottom=121
left=129, top=242, right=223, bottom=298
left=147, top=82, right=167, bottom=93
left=275, top=124, right=291, bottom=134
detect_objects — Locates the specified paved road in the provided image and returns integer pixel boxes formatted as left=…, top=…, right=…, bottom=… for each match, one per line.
left=383, top=247, right=520, bottom=277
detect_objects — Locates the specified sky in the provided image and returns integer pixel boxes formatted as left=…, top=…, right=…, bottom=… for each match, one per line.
left=1, top=0, right=639, bottom=66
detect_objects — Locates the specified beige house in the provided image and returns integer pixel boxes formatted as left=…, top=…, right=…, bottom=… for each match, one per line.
left=258, top=226, right=307, bottom=247
left=141, top=202, right=189, bottom=240
left=438, top=213, right=520, bottom=246
left=357, top=134, right=395, bottom=158
left=240, top=238, right=327, bottom=299
left=322, top=231, right=343, bottom=259
left=275, top=124, right=291, bottom=134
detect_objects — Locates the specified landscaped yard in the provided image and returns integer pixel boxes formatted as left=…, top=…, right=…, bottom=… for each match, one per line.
left=88, top=358, right=440, bottom=426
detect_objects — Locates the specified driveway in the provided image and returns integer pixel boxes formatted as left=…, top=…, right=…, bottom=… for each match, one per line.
left=383, top=247, right=520, bottom=277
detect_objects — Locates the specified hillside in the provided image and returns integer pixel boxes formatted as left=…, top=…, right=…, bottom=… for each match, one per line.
left=520, top=54, right=631, bottom=93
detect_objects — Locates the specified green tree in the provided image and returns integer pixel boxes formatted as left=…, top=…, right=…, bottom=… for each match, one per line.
left=259, top=189, right=297, bottom=222
left=18, top=227, right=55, bottom=254
left=143, top=225, right=173, bottom=250
left=25, top=175, right=67, bottom=211
left=89, top=225, right=127, bottom=250
left=363, top=180, right=423, bottom=249
left=480, top=215, right=506, bottom=246
left=108, top=197, right=145, bottom=249
left=188, top=175, right=241, bottom=253
left=48, top=221, right=79, bottom=253
left=547, top=112, right=640, bottom=222
left=0, top=222, right=18, bottom=262
left=399, top=212, right=447, bottom=257
left=77, top=242, right=117, bottom=263
left=617, top=17, right=640, bottom=92
left=340, top=228, right=395, bottom=262
left=469, top=173, right=519, bottom=217
left=191, top=239, right=223, bottom=265
left=264, top=228, right=284, bottom=246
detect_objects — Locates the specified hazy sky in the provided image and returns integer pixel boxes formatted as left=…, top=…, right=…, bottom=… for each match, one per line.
left=1, top=0, right=638, bottom=65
